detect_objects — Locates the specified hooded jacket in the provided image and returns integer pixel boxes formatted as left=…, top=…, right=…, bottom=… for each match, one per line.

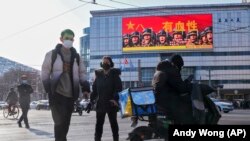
left=41, top=44, right=90, bottom=101
left=152, top=60, right=193, bottom=123
left=17, top=83, right=33, bottom=107
left=90, top=68, right=122, bottom=112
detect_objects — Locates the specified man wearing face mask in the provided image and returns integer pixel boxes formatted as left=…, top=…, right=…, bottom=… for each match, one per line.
left=41, top=29, right=90, bottom=141
left=86, top=56, right=122, bottom=141
left=17, top=75, right=33, bottom=128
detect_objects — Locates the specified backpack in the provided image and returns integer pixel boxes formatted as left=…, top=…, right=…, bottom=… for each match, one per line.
left=51, top=44, right=80, bottom=71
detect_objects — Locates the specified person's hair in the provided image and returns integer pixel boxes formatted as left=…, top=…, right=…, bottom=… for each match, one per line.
left=169, top=54, right=184, bottom=70
left=61, top=29, right=75, bottom=37
left=101, top=56, right=114, bottom=68
left=156, top=60, right=172, bottom=71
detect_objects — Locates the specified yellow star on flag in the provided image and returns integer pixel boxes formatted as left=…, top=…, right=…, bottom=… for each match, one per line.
left=126, top=21, right=135, bottom=30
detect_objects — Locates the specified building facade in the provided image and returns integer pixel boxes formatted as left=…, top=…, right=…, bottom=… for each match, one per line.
left=82, top=3, right=250, bottom=99
left=80, top=27, right=91, bottom=80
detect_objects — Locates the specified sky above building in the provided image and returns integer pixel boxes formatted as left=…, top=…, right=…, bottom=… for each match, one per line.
left=0, top=0, right=241, bottom=70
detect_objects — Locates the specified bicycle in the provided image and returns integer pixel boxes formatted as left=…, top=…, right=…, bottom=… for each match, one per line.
left=3, top=104, right=20, bottom=119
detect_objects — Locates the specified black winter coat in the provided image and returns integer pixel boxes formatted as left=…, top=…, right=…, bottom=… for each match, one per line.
left=6, top=91, right=18, bottom=104
left=90, top=68, right=122, bottom=113
left=17, top=84, right=33, bottom=108
left=152, top=61, right=193, bottom=124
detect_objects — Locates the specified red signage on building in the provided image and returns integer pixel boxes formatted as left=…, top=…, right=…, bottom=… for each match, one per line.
left=122, top=14, right=213, bottom=52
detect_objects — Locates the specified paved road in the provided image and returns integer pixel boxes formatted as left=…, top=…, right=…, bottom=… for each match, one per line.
left=0, top=109, right=250, bottom=141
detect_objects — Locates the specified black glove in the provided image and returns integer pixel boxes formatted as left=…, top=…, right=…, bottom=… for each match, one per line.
left=85, top=102, right=92, bottom=113
left=110, top=100, right=120, bottom=112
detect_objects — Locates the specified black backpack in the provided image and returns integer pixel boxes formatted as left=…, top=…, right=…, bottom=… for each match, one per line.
left=51, top=44, right=80, bottom=71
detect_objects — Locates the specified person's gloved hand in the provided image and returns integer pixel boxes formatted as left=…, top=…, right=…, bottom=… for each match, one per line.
left=85, top=102, right=92, bottom=113
left=110, top=100, right=120, bottom=112
left=109, top=100, right=119, bottom=107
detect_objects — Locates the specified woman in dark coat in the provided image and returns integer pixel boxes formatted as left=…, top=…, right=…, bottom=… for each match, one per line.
left=89, top=56, right=122, bottom=141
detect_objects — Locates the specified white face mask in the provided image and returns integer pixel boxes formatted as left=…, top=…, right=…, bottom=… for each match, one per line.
left=22, top=80, right=28, bottom=84
left=63, top=40, right=73, bottom=48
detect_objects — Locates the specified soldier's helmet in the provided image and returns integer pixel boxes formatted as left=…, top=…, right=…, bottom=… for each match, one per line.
left=142, top=28, right=152, bottom=36
left=130, top=31, right=140, bottom=37
left=172, top=29, right=186, bottom=38
left=157, top=29, right=167, bottom=37
left=204, top=26, right=213, bottom=34
left=200, top=31, right=206, bottom=37
left=187, top=30, right=198, bottom=38
left=123, top=34, right=130, bottom=39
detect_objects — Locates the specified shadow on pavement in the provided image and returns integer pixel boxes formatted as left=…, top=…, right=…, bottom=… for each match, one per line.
left=28, top=128, right=54, bottom=138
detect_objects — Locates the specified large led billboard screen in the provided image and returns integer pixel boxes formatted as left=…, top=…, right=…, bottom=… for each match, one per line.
left=122, top=14, right=213, bottom=52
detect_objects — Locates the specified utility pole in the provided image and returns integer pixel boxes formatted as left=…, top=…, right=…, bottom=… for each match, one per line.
left=138, top=59, right=142, bottom=87
left=208, top=67, right=211, bottom=86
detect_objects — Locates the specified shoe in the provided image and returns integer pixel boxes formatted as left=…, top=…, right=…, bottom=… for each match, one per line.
left=130, top=117, right=138, bottom=127
left=113, top=136, right=119, bottom=141
left=130, top=120, right=138, bottom=127
left=17, top=122, right=22, bottom=128
left=25, top=124, right=30, bottom=129
left=95, top=137, right=101, bottom=141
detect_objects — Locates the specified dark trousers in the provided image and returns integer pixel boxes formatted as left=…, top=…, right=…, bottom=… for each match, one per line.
left=95, top=111, right=119, bottom=141
left=18, top=104, right=29, bottom=127
left=50, top=94, right=74, bottom=141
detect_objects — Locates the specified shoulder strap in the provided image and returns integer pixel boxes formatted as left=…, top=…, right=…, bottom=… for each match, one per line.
left=70, top=47, right=80, bottom=66
left=50, top=44, right=63, bottom=72
left=51, top=49, right=57, bottom=72
left=51, top=45, right=80, bottom=72
left=75, top=53, right=80, bottom=66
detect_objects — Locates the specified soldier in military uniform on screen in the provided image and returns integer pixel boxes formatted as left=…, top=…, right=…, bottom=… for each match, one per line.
left=170, top=30, right=186, bottom=46
left=156, top=29, right=170, bottom=46
left=199, top=31, right=208, bottom=45
left=130, top=31, right=141, bottom=47
left=141, top=28, right=155, bottom=47
left=186, top=30, right=199, bottom=45
left=122, top=34, right=130, bottom=47
left=205, top=26, right=213, bottom=45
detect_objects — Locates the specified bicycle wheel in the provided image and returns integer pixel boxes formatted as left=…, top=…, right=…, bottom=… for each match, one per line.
left=3, top=107, right=9, bottom=118
left=12, top=105, right=20, bottom=119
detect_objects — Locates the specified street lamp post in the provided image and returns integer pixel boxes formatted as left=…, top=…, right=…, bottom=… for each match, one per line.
left=208, top=67, right=211, bottom=87
left=216, top=84, right=224, bottom=99
left=217, top=87, right=221, bottom=99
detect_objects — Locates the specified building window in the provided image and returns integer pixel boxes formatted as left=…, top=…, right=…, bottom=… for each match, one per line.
left=141, top=68, right=155, bottom=87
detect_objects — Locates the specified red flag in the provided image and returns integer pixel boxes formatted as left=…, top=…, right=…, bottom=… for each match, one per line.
left=123, top=58, right=128, bottom=64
